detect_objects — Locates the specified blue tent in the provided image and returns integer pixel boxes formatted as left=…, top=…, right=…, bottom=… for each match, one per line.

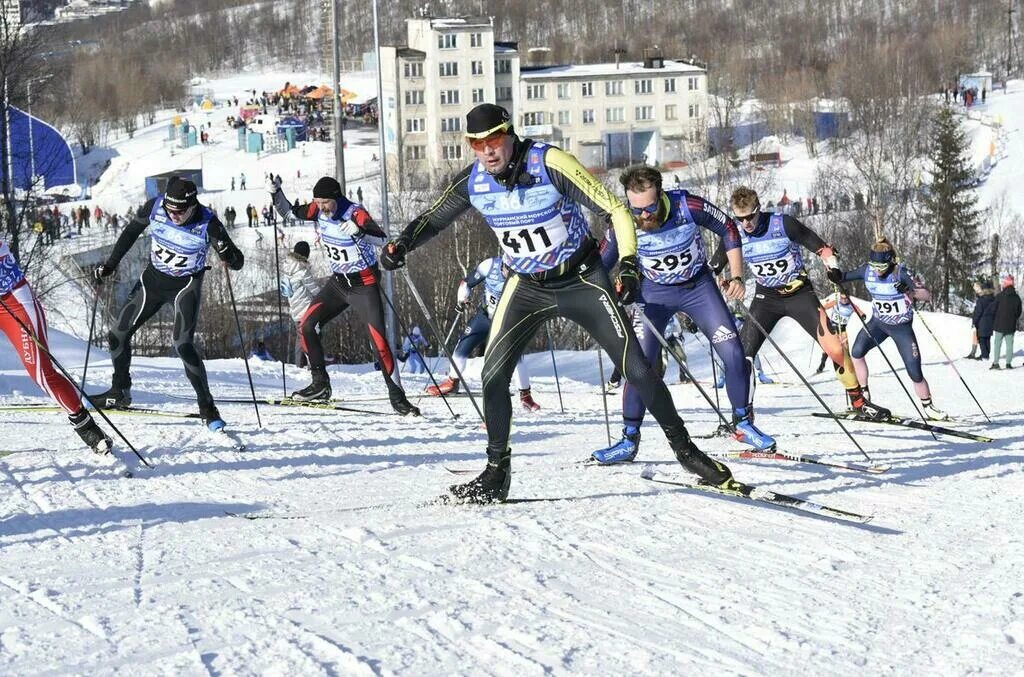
left=0, top=105, right=76, bottom=190
left=276, top=116, right=307, bottom=142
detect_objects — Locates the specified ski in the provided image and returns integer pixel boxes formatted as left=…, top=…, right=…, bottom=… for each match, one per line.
left=210, top=396, right=392, bottom=417
left=0, top=402, right=199, bottom=419
left=640, top=467, right=872, bottom=523
left=811, top=412, right=994, bottom=442
left=713, top=449, right=891, bottom=474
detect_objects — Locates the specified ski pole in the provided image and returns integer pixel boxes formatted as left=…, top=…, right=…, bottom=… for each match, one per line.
left=637, top=310, right=733, bottom=432
left=396, top=270, right=483, bottom=422
left=81, top=281, right=101, bottom=390
left=596, top=347, right=612, bottom=446
left=738, top=301, right=873, bottom=461
left=428, top=311, right=463, bottom=377
left=222, top=263, right=262, bottom=429
left=546, top=323, right=565, bottom=414
left=0, top=293, right=150, bottom=467
left=272, top=224, right=287, bottom=397
left=693, top=332, right=729, bottom=436
left=841, top=288, right=936, bottom=438
left=916, top=311, right=990, bottom=421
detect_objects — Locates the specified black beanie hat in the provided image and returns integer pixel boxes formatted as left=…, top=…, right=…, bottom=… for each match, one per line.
left=293, top=241, right=310, bottom=259
left=313, top=176, right=343, bottom=200
left=466, top=103, right=513, bottom=137
left=164, top=177, right=198, bottom=211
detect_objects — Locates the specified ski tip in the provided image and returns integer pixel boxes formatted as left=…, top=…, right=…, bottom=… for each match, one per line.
left=640, top=464, right=657, bottom=480
left=867, top=464, right=893, bottom=474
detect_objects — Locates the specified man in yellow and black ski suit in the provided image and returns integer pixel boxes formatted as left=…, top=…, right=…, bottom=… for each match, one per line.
left=381, top=103, right=735, bottom=503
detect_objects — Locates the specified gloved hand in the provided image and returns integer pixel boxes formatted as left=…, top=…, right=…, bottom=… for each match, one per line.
left=895, top=280, right=910, bottom=293
left=337, top=220, right=361, bottom=238
left=279, top=280, right=294, bottom=298
left=94, top=264, right=115, bottom=283
left=380, top=239, right=409, bottom=270
left=214, top=240, right=230, bottom=254
left=456, top=281, right=471, bottom=306
left=615, top=255, right=640, bottom=305
left=826, top=267, right=844, bottom=284
left=267, top=175, right=282, bottom=195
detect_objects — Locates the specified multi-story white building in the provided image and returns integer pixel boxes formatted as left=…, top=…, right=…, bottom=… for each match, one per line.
left=1, top=0, right=22, bottom=29
left=380, top=18, right=707, bottom=188
left=518, top=52, right=707, bottom=170
left=380, top=16, right=520, bottom=189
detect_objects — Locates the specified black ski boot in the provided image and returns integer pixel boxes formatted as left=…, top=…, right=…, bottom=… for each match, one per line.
left=849, top=387, right=890, bottom=421
left=666, top=425, right=736, bottom=487
left=199, top=403, right=225, bottom=431
left=390, top=389, right=421, bottom=417
left=90, top=384, right=131, bottom=409
left=449, top=449, right=511, bottom=503
left=291, top=367, right=331, bottom=402
left=69, top=408, right=112, bottom=454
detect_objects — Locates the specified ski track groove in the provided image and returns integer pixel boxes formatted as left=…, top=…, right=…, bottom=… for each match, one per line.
left=0, top=462, right=76, bottom=546
left=0, top=576, right=112, bottom=645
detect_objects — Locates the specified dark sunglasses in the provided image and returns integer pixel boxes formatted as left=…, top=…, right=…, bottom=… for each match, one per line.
left=629, top=193, right=662, bottom=217
left=734, top=208, right=760, bottom=224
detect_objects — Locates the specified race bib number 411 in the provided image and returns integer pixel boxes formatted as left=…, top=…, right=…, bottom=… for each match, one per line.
left=499, top=222, right=567, bottom=257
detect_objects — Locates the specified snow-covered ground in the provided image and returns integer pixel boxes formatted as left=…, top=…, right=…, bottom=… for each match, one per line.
left=1, top=309, right=1022, bottom=674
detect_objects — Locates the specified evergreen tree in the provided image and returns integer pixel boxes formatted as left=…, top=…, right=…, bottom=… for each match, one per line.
left=922, top=105, right=982, bottom=312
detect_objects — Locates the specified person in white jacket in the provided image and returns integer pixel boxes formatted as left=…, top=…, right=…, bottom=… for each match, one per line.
left=279, top=241, right=320, bottom=366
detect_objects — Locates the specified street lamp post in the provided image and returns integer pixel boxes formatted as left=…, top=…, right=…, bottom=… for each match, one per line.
left=371, top=0, right=397, bottom=349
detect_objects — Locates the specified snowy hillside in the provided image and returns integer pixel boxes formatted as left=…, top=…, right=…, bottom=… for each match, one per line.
left=1, top=307, right=1022, bottom=674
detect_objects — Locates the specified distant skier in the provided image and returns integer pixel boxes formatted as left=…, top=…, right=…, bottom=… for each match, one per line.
left=815, top=290, right=855, bottom=373
left=270, top=175, right=419, bottom=416
left=425, top=256, right=541, bottom=412
left=90, top=177, right=244, bottom=430
left=0, top=240, right=114, bottom=454
left=837, top=237, right=946, bottom=420
left=399, top=326, right=429, bottom=375
left=726, top=186, right=889, bottom=420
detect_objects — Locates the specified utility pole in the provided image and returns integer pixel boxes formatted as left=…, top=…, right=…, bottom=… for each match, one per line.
left=331, top=0, right=346, bottom=193
left=371, top=0, right=397, bottom=349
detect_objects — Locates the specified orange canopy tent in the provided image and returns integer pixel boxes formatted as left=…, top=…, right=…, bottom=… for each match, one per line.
left=304, top=85, right=334, bottom=100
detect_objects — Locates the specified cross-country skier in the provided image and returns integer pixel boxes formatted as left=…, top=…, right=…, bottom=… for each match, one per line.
left=727, top=186, right=889, bottom=419
left=838, top=237, right=946, bottom=420
left=380, top=103, right=736, bottom=502
left=1, top=240, right=113, bottom=453
left=815, top=290, right=855, bottom=373
left=424, top=255, right=541, bottom=412
left=91, top=177, right=244, bottom=430
left=590, top=166, right=775, bottom=464
left=270, top=175, right=419, bottom=416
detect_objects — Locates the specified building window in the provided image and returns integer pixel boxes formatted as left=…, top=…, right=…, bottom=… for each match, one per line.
left=665, top=104, right=678, bottom=120
left=689, top=128, right=702, bottom=143
left=581, top=82, right=594, bottom=97
left=688, top=103, right=701, bottom=118
left=557, top=83, right=570, bottom=99
left=526, top=84, right=546, bottom=100
left=523, top=111, right=546, bottom=126
left=561, top=137, right=570, bottom=152
left=403, top=62, right=423, bottom=78
left=404, top=90, right=424, bottom=105
left=496, top=86, right=513, bottom=101
left=405, top=145, right=425, bottom=161
left=496, top=59, right=512, bottom=74
left=442, top=145, right=463, bottom=160
left=472, top=88, right=485, bottom=103
left=440, top=90, right=461, bottom=105
left=405, top=118, right=425, bottom=133
left=557, top=110, right=571, bottom=125
left=439, top=34, right=457, bottom=49
left=605, top=81, right=623, bottom=96
left=439, top=62, right=459, bottom=77
left=635, top=79, right=652, bottom=95
left=441, top=117, right=462, bottom=132
left=635, top=105, right=654, bottom=121
left=582, top=109, right=595, bottom=124
left=606, top=107, right=624, bottom=123
left=470, top=32, right=482, bottom=47
left=665, top=78, right=677, bottom=93
left=472, top=61, right=485, bottom=75
left=688, top=77, right=699, bottom=91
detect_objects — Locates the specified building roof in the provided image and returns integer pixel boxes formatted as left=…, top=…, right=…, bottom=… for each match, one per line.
left=395, top=47, right=425, bottom=59
left=521, top=60, right=706, bottom=80
left=427, top=16, right=492, bottom=29
left=495, top=41, right=519, bottom=53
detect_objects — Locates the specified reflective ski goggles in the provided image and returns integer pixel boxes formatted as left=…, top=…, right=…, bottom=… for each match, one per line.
left=467, top=131, right=509, bottom=152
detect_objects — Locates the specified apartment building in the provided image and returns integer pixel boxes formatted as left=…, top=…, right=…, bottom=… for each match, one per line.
left=1, top=0, right=21, bottom=29
left=379, top=16, right=520, bottom=189
left=518, top=52, right=707, bottom=169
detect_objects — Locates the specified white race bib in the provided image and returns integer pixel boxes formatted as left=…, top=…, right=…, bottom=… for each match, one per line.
left=498, top=221, right=568, bottom=258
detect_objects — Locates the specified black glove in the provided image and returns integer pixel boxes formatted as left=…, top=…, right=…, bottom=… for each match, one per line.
left=214, top=241, right=243, bottom=269
left=826, top=267, right=844, bottom=284
left=94, top=264, right=115, bottom=282
left=380, top=239, right=409, bottom=271
left=615, top=255, right=640, bottom=305
left=895, top=280, right=910, bottom=293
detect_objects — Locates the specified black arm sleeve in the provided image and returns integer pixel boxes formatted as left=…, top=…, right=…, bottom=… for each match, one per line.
left=104, top=198, right=156, bottom=268
left=781, top=215, right=827, bottom=253
left=208, top=216, right=244, bottom=270
left=396, top=165, right=474, bottom=252
left=709, top=243, right=728, bottom=275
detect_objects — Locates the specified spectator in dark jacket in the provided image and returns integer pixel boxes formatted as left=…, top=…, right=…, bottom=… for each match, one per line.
left=969, top=277, right=997, bottom=359
left=991, top=275, right=1022, bottom=369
